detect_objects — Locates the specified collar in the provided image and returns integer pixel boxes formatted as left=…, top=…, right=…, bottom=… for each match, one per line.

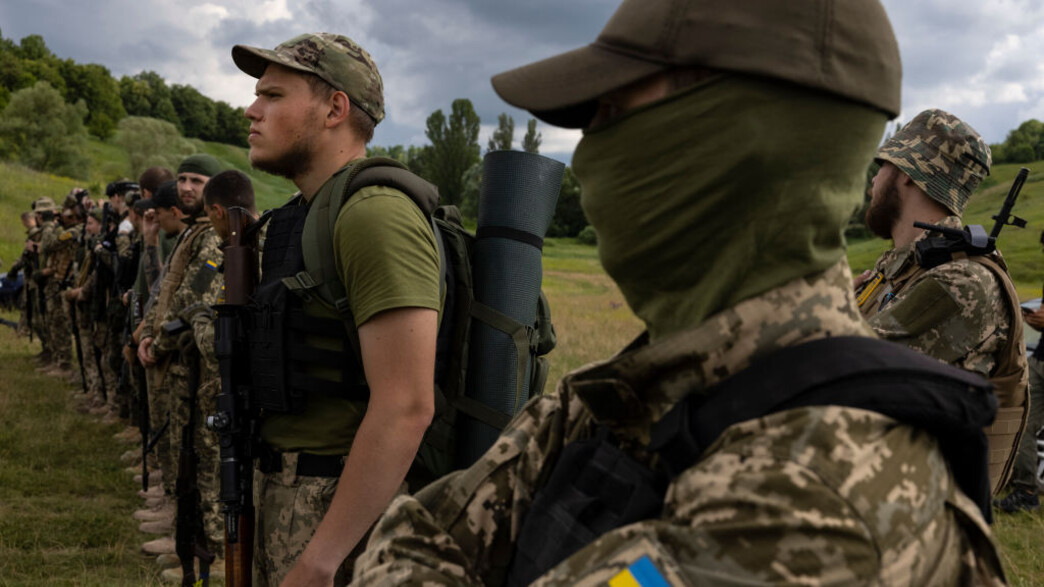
left=561, top=258, right=874, bottom=444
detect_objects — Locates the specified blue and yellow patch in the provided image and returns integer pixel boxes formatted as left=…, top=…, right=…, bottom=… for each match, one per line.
left=204, top=260, right=219, bottom=271
left=608, top=556, right=670, bottom=587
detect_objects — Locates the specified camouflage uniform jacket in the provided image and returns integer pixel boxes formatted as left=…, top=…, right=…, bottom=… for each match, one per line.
left=353, top=259, right=1006, bottom=586
left=44, top=224, right=82, bottom=283
left=860, top=216, right=1012, bottom=378
left=141, top=217, right=224, bottom=355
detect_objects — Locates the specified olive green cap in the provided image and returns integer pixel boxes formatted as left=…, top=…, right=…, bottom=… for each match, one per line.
left=492, top=0, right=901, bottom=128
left=876, top=109, right=991, bottom=216
left=232, top=32, right=384, bottom=123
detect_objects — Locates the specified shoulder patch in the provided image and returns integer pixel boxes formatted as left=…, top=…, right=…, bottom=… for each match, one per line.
left=871, top=277, right=960, bottom=337
left=204, top=259, right=219, bottom=271
left=58, top=231, right=72, bottom=241
left=191, top=264, right=219, bottom=295
left=609, top=556, right=670, bottom=587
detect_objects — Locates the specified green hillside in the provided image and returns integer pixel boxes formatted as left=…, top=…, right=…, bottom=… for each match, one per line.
left=847, top=161, right=1044, bottom=299
left=0, top=136, right=295, bottom=265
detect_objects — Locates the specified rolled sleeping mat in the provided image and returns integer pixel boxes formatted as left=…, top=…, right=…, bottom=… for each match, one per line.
left=459, top=150, right=564, bottom=466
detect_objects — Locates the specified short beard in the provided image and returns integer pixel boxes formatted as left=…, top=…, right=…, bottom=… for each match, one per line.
left=250, top=132, right=316, bottom=180
left=181, top=198, right=203, bottom=218
left=865, top=180, right=902, bottom=240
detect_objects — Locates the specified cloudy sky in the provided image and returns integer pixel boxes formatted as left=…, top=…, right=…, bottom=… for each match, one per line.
left=2, top=0, right=1044, bottom=162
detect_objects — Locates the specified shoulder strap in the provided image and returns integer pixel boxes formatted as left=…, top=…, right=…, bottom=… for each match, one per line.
left=649, top=336, right=997, bottom=522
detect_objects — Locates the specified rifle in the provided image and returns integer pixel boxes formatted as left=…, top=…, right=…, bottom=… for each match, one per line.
left=25, top=251, right=35, bottom=343
left=172, top=326, right=214, bottom=587
left=60, top=263, right=88, bottom=393
left=913, top=167, right=1029, bottom=269
left=130, top=291, right=156, bottom=492
left=207, top=207, right=259, bottom=586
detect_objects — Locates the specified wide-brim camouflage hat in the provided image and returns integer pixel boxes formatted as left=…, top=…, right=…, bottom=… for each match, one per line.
left=492, top=0, right=901, bottom=128
left=232, top=33, right=384, bottom=123
left=876, top=109, right=991, bottom=216
left=32, top=197, right=56, bottom=213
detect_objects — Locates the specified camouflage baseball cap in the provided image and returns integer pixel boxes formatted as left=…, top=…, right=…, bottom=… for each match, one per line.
left=492, top=0, right=901, bottom=128
left=32, top=197, right=56, bottom=213
left=876, top=109, right=991, bottom=216
left=232, top=33, right=384, bottom=123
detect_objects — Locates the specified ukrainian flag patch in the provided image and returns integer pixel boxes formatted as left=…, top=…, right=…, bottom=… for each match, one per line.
left=205, top=260, right=219, bottom=271
left=608, top=556, right=670, bottom=587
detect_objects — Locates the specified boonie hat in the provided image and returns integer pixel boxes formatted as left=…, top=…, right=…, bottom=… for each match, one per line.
left=492, top=0, right=901, bottom=128
left=232, top=33, right=384, bottom=123
left=33, top=197, right=56, bottom=213
left=876, top=109, right=991, bottom=216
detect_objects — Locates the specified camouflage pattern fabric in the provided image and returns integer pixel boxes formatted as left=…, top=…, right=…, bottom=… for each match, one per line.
left=353, top=259, right=1006, bottom=586
left=42, top=223, right=81, bottom=367
left=232, top=32, right=385, bottom=122
left=863, top=216, right=1011, bottom=379
left=144, top=219, right=224, bottom=555
left=876, top=109, right=991, bottom=216
left=254, top=453, right=356, bottom=587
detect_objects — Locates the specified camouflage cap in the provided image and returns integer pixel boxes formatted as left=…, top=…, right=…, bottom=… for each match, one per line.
left=876, top=109, right=991, bottom=216
left=232, top=33, right=384, bottom=123
left=32, top=197, right=56, bottom=213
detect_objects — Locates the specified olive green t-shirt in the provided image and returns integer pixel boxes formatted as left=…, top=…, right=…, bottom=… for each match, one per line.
left=261, top=185, right=441, bottom=454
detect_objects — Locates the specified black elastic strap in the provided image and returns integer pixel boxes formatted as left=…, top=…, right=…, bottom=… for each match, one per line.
left=476, top=226, right=543, bottom=251
left=296, top=453, right=345, bottom=477
left=649, top=336, right=996, bottom=523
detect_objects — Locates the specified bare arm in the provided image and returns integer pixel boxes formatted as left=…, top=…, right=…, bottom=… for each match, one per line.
left=280, top=306, right=438, bottom=586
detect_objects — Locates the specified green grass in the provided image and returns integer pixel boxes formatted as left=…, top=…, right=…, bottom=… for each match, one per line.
left=0, top=310, right=164, bottom=585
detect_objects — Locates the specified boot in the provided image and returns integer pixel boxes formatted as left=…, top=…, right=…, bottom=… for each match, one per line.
left=155, top=553, right=180, bottom=569
left=134, top=470, right=163, bottom=487
left=142, top=535, right=175, bottom=555
left=139, top=483, right=164, bottom=499
left=139, top=518, right=172, bottom=534
left=133, top=503, right=174, bottom=522
left=121, top=449, right=142, bottom=465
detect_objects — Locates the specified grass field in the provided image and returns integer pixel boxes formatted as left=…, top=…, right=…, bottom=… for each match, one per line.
left=1, top=141, right=1043, bottom=583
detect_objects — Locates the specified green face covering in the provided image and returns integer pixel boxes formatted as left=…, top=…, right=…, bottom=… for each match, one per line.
left=573, top=76, right=887, bottom=340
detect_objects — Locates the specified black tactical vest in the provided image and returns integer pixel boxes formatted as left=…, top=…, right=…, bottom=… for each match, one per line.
left=505, top=336, right=997, bottom=585
left=245, top=197, right=368, bottom=413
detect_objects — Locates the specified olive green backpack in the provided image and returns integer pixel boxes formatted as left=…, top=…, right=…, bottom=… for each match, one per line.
left=282, top=157, right=556, bottom=478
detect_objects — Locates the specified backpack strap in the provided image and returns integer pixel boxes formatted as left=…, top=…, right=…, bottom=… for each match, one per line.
left=649, top=336, right=997, bottom=521
left=282, top=159, right=444, bottom=355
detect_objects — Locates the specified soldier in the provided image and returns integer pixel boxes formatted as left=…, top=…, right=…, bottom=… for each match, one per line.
left=8, top=211, right=40, bottom=339
left=30, top=197, right=59, bottom=366
left=38, top=204, right=84, bottom=379
left=230, top=32, right=440, bottom=585
left=997, top=229, right=1044, bottom=514
left=65, top=207, right=109, bottom=413
left=854, top=109, right=1028, bottom=498
left=136, top=155, right=224, bottom=571
left=157, top=169, right=260, bottom=584
left=353, top=1, right=1007, bottom=585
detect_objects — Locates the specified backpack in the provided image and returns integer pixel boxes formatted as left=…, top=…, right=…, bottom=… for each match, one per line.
left=282, top=157, right=557, bottom=478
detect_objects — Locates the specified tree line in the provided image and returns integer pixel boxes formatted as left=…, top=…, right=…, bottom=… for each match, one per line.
left=0, top=31, right=249, bottom=146
left=0, top=32, right=589, bottom=236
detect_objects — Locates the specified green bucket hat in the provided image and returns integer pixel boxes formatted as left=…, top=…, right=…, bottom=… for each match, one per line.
left=32, top=197, right=56, bottom=213
left=876, top=109, right=991, bottom=216
left=232, top=32, right=384, bottom=123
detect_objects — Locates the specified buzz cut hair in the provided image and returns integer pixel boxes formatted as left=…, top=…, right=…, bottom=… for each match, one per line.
left=203, top=170, right=257, bottom=214
left=305, top=74, right=376, bottom=144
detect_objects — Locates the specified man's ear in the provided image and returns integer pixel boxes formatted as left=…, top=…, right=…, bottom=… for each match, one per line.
left=325, top=91, right=351, bottom=128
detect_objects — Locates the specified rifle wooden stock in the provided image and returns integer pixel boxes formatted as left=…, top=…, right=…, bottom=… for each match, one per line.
left=213, top=206, right=259, bottom=586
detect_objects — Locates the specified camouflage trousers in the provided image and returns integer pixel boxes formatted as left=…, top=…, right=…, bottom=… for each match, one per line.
left=169, top=365, right=224, bottom=554
left=254, top=453, right=355, bottom=587
left=75, top=303, right=103, bottom=402
left=146, top=357, right=174, bottom=496
left=43, top=283, right=71, bottom=366
left=1011, top=356, right=1044, bottom=493
left=91, top=322, right=118, bottom=410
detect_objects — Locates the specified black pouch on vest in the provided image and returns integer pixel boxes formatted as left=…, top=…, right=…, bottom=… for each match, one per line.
left=506, top=429, right=668, bottom=587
